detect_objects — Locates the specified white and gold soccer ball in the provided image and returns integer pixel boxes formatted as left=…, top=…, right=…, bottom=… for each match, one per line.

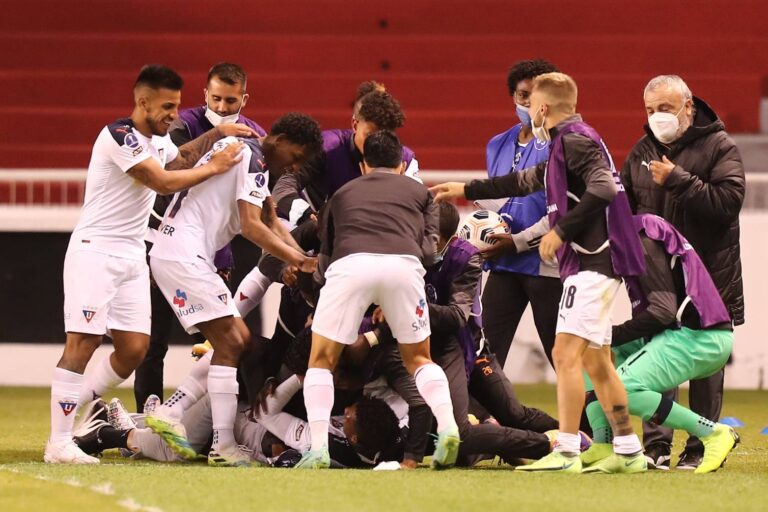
left=457, top=210, right=510, bottom=251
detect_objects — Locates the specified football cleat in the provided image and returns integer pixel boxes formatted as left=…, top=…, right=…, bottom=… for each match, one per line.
left=73, top=399, right=108, bottom=437
left=695, top=424, right=740, bottom=474
left=191, top=340, right=213, bottom=360
left=431, top=425, right=461, bottom=470
left=44, top=439, right=100, bottom=464
left=644, top=443, right=671, bottom=470
left=676, top=449, right=703, bottom=470
left=516, top=450, right=582, bottom=473
left=108, top=398, right=137, bottom=431
left=580, top=442, right=614, bottom=467
left=294, top=447, right=331, bottom=469
left=145, top=409, right=196, bottom=460
left=582, top=452, right=647, bottom=474
left=208, top=445, right=254, bottom=467
left=143, top=394, right=161, bottom=415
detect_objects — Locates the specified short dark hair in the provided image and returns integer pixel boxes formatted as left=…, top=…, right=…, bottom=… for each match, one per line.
left=134, top=65, right=183, bottom=91
left=506, top=59, right=559, bottom=96
left=354, top=397, right=401, bottom=456
left=438, top=202, right=460, bottom=240
left=363, top=131, right=402, bottom=169
left=207, top=62, right=248, bottom=89
left=270, top=112, right=324, bottom=156
left=357, top=91, right=406, bottom=131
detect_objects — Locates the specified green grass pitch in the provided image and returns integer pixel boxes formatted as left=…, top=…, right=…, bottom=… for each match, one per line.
left=1, top=385, right=767, bottom=512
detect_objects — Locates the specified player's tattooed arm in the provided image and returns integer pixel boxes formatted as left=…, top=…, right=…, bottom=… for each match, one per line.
left=128, top=142, right=244, bottom=194
left=167, top=124, right=258, bottom=170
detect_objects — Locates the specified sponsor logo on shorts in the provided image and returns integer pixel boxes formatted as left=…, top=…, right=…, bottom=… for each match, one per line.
left=82, top=308, right=96, bottom=323
left=217, top=294, right=228, bottom=305
left=58, top=399, right=77, bottom=416
left=412, top=299, right=428, bottom=332
left=415, top=299, right=426, bottom=318
left=173, top=289, right=187, bottom=308
left=176, top=304, right=205, bottom=317
left=239, top=292, right=249, bottom=301
left=295, top=423, right=304, bottom=442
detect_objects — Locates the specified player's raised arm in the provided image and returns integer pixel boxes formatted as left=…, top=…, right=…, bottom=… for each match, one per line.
left=127, top=142, right=244, bottom=195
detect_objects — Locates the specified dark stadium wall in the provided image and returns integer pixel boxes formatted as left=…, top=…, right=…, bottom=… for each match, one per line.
left=0, top=234, right=262, bottom=343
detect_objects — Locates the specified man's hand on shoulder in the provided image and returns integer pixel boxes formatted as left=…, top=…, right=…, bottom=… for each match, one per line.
left=218, top=123, right=259, bottom=138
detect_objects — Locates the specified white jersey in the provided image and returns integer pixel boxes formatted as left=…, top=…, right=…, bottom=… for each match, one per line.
left=70, top=118, right=178, bottom=259
left=149, top=137, right=270, bottom=271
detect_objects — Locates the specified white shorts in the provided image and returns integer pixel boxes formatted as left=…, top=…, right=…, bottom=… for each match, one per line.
left=555, top=271, right=621, bottom=347
left=149, top=257, right=240, bottom=334
left=312, top=253, right=430, bottom=344
left=63, top=249, right=151, bottom=336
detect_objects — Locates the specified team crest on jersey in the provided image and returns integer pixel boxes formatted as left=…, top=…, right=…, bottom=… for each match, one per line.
left=254, top=173, right=266, bottom=188
left=415, top=298, right=426, bottom=318
left=58, top=399, right=77, bottom=416
left=124, top=132, right=140, bottom=149
left=173, top=289, right=188, bottom=308
left=82, top=309, right=96, bottom=323
left=217, top=294, right=228, bottom=305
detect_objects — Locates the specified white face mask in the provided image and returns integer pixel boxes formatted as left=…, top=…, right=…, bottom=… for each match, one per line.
left=648, top=104, right=686, bottom=143
left=531, top=104, right=550, bottom=142
left=204, top=91, right=242, bottom=127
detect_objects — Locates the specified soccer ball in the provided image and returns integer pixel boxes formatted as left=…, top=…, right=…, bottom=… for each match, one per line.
left=457, top=210, right=510, bottom=251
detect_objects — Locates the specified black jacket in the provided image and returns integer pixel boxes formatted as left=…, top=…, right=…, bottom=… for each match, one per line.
left=621, top=97, right=745, bottom=325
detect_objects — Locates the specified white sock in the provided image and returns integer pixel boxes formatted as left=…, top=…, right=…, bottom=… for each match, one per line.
left=79, top=354, right=124, bottom=406
left=50, top=367, right=83, bottom=443
left=235, top=268, right=272, bottom=317
left=162, top=351, right=211, bottom=419
left=613, top=434, right=643, bottom=455
left=304, top=368, right=334, bottom=451
left=208, top=364, right=238, bottom=450
left=414, top=363, right=457, bottom=433
left=554, top=432, right=581, bottom=455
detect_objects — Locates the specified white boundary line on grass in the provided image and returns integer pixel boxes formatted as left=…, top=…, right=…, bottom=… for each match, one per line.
left=0, top=466, right=163, bottom=512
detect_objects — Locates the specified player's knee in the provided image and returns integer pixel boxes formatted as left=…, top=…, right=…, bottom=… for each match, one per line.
left=115, top=341, right=149, bottom=369
left=552, top=343, right=579, bottom=373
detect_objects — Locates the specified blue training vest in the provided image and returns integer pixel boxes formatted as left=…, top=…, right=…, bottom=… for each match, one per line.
left=485, top=124, right=550, bottom=276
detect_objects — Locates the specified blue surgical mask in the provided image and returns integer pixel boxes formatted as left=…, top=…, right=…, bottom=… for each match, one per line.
left=515, top=102, right=532, bottom=127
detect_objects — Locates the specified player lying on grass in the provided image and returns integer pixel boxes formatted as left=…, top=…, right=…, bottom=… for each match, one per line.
left=417, top=201, right=578, bottom=465
left=145, top=114, right=322, bottom=467
left=72, top=373, right=402, bottom=468
left=580, top=214, right=738, bottom=474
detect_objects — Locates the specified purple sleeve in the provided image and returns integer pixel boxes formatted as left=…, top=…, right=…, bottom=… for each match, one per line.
left=214, top=244, right=234, bottom=270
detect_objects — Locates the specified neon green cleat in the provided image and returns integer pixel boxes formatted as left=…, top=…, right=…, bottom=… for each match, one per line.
left=294, top=447, right=331, bottom=469
left=580, top=442, right=614, bottom=467
left=516, top=450, right=582, bottom=473
left=582, top=452, right=647, bottom=474
left=145, top=412, right=197, bottom=461
left=208, top=445, right=253, bottom=467
left=431, top=425, right=460, bottom=469
left=695, top=424, right=740, bottom=474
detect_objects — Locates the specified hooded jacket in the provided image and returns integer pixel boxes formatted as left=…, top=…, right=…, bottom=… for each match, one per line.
left=621, top=97, right=745, bottom=325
